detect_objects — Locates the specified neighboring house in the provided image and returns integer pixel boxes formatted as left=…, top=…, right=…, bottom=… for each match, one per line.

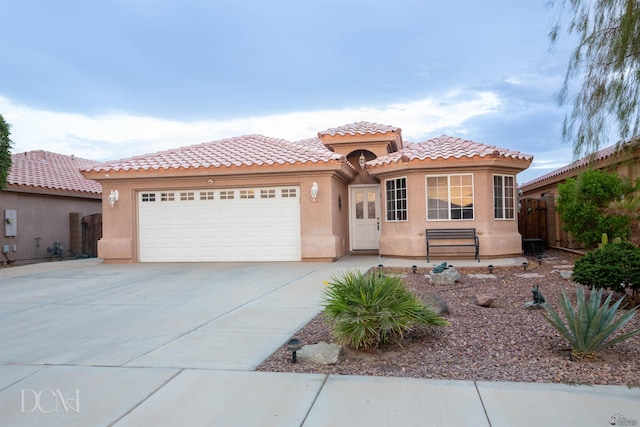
left=0, top=150, right=102, bottom=265
left=81, top=122, right=532, bottom=263
left=519, top=140, right=640, bottom=249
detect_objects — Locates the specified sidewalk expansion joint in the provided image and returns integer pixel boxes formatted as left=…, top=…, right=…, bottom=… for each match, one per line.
left=299, top=374, right=329, bottom=426
left=474, top=380, right=493, bottom=427
left=107, top=368, right=184, bottom=426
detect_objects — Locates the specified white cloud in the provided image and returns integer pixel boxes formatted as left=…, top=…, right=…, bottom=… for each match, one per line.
left=1, top=92, right=501, bottom=162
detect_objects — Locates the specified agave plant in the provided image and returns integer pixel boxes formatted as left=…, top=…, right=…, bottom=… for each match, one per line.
left=322, top=270, right=447, bottom=350
left=541, top=286, right=640, bottom=358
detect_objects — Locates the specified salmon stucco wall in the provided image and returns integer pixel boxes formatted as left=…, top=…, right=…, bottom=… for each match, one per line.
left=377, top=168, right=523, bottom=259
left=95, top=170, right=352, bottom=263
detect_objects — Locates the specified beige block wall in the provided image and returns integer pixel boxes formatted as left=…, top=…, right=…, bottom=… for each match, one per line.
left=0, top=191, right=102, bottom=265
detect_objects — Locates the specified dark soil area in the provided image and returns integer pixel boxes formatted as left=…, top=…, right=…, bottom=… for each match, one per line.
left=257, top=250, right=640, bottom=386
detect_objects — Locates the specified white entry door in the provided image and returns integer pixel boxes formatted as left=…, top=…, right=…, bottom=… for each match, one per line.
left=350, top=185, right=381, bottom=250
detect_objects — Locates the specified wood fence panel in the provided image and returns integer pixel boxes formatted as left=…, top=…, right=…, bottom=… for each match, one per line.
left=82, top=213, right=102, bottom=257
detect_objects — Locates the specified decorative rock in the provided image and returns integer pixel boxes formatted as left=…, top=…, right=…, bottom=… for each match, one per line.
left=515, top=273, right=545, bottom=278
left=467, top=273, right=497, bottom=280
left=525, top=301, right=545, bottom=309
left=556, top=270, right=573, bottom=279
left=429, top=267, right=461, bottom=285
left=427, top=294, right=450, bottom=315
left=475, top=294, right=495, bottom=307
left=297, top=342, right=344, bottom=365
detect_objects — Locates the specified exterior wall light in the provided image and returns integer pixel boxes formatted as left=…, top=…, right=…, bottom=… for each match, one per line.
left=359, top=152, right=366, bottom=169
left=108, top=189, right=119, bottom=207
left=310, top=182, right=319, bottom=202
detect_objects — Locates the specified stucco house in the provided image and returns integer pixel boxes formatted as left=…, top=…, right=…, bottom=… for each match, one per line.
left=81, top=122, right=533, bottom=263
left=519, top=139, right=639, bottom=249
left=1, top=150, right=102, bottom=265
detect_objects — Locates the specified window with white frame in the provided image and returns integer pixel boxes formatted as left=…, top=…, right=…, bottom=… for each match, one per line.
left=281, top=188, right=297, bottom=198
left=200, top=191, right=214, bottom=200
left=261, top=189, right=276, bottom=198
left=493, top=175, right=515, bottom=219
left=426, top=174, right=474, bottom=220
left=141, top=193, right=156, bottom=202
left=240, top=189, right=255, bottom=199
left=160, top=192, right=175, bottom=202
left=385, top=177, right=408, bottom=221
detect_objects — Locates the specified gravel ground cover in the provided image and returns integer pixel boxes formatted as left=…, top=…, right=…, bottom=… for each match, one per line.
left=257, top=250, right=640, bottom=386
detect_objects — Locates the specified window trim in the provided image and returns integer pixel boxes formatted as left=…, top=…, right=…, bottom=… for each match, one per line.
left=425, top=174, right=475, bottom=221
left=493, top=174, right=516, bottom=220
left=384, top=176, right=408, bottom=222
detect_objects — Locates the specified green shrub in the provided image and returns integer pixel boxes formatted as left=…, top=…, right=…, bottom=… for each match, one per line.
left=557, top=169, right=634, bottom=247
left=322, top=270, right=447, bottom=350
left=541, top=286, right=640, bottom=358
left=572, top=241, right=640, bottom=304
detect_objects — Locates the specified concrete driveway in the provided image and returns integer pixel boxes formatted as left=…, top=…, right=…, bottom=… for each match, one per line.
left=1, top=258, right=638, bottom=427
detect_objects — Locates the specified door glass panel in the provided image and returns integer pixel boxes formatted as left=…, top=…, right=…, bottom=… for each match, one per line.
left=367, top=192, right=376, bottom=219
left=356, top=192, right=364, bottom=219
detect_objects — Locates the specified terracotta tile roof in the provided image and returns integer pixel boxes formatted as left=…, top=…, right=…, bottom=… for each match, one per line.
left=8, top=150, right=102, bottom=194
left=318, top=121, right=401, bottom=137
left=519, top=140, right=640, bottom=188
left=85, top=134, right=343, bottom=173
left=368, top=135, right=533, bottom=167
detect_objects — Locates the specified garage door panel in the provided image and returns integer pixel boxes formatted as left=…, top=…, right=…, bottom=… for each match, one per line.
left=138, top=187, right=300, bottom=262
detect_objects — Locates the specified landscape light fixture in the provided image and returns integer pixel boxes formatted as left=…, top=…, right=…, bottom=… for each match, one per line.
left=287, top=337, right=302, bottom=363
left=522, top=261, right=528, bottom=272
left=412, top=265, right=418, bottom=274
left=488, top=264, right=494, bottom=274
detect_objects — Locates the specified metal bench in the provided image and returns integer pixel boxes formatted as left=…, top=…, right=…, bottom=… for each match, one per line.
left=425, top=228, right=480, bottom=262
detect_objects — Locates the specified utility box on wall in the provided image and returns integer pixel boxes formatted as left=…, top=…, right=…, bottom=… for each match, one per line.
left=4, top=210, right=17, bottom=237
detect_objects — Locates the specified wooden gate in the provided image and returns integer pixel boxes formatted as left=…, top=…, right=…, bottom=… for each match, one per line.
left=82, top=213, right=102, bottom=257
left=518, top=198, right=548, bottom=247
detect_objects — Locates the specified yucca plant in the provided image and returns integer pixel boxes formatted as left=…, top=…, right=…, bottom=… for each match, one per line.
left=322, top=270, right=447, bottom=350
left=541, top=286, right=640, bottom=358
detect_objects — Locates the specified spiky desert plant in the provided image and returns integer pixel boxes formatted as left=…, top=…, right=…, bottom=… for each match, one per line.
left=322, top=270, right=447, bottom=350
left=541, top=286, right=640, bottom=358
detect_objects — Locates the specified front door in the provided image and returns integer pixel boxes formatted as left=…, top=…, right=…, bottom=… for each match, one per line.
left=350, top=185, right=381, bottom=250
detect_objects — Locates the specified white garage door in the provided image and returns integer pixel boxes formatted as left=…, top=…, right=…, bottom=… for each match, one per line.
left=138, top=187, right=301, bottom=262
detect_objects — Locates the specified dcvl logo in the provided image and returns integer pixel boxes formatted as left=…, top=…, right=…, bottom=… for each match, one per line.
left=21, top=389, right=80, bottom=414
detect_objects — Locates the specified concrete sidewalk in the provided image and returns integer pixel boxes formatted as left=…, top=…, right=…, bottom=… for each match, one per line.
left=0, top=257, right=638, bottom=426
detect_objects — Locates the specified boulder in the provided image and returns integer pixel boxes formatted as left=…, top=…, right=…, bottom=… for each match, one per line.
left=475, top=294, right=495, bottom=307
left=429, top=267, right=461, bottom=285
left=556, top=269, right=573, bottom=280
left=298, top=342, right=344, bottom=365
left=427, top=294, right=450, bottom=315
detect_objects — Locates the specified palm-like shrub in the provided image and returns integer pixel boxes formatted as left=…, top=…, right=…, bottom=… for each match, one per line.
left=541, top=286, right=640, bottom=358
left=322, top=270, right=447, bottom=350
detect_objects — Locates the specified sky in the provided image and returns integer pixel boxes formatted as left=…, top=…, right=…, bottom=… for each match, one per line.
left=0, top=0, right=583, bottom=184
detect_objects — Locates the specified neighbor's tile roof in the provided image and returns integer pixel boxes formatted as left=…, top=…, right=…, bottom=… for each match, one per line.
left=85, top=134, right=343, bottom=173
left=519, top=140, right=639, bottom=188
left=318, top=121, right=401, bottom=137
left=8, top=150, right=102, bottom=194
left=368, top=135, right=532, bottom=166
